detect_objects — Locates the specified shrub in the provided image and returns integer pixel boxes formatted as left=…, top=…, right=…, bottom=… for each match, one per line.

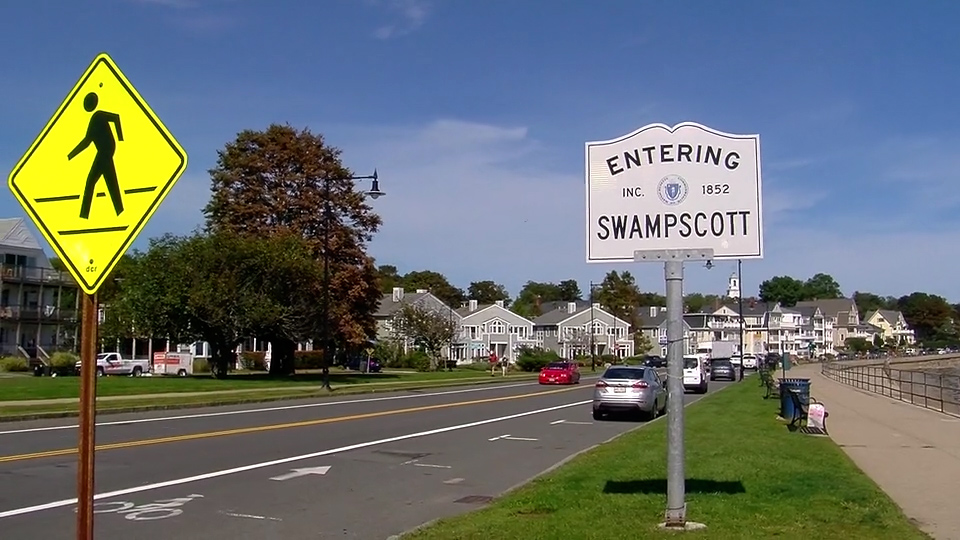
left=0, top=357, right=29, bottom=372
left=294, top=350, right=326, bottom=370
left=50, top=352, right=79, bottom=368
left=516, top=349, right=561, bottom=372
left=193, top=358, right=209, bottom=373
left=399, top=350, right=431, bottom=372
left=239, top=351, right=267, bottom=371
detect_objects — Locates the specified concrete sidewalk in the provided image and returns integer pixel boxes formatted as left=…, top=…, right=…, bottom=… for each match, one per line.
left=792, top=363, right=960, bottom=540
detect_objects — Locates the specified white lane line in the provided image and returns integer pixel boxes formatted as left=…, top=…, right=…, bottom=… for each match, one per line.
left=502, top=436, right=538, bottom=441
left=0, top=399, right=592, bottom=519
left=413, top=463, right=451, bottom=469
left=559, top=421, right=593, bottom=425
left=0, top=381, right=543, bottom=436
left=220, top=511, right=282, bottom=522
left=550, top=419, right=566, bottom=425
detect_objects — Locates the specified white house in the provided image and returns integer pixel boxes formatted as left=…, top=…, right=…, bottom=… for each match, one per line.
left=0, top=218, right=79, bottom=361
left=533, top=301, right=633, bottom=359
left=373, top=287, right=463, bottom=359
left=456, top=299, right=538, bottom=363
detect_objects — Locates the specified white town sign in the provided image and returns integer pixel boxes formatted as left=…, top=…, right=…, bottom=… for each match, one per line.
left=585, top=122, right=763, bottom=262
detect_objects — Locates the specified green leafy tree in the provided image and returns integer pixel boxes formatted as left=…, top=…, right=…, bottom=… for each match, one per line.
left=634, top=331, right=654, bottom=356
left=112, top=232, right=321, bottom=378
left=896, top=292, right=954, bottom=342
left=376, top=265, right=403, bottom=293
left=557, top=279, right=582, bottom=302
left=845, top=337, right=870, bottom=354
left=802, top=273, right=843, bottom=300
left=512, top=280, right=582, bottom=317
left=401, top=270, right=465, bottom=307
left=853, top=291, right=897, bottom=315
left=637, top=291, right=666, bottom=307
left=203, top=124, right=383, bottom=375
left=467, top=280, right=511, bottom=306
left=391, top=304, right=459, bottom=370
left=759, top=276, right=806, bottom=307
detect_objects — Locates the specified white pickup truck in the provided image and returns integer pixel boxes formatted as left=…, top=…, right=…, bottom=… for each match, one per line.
left=76, top=352, right=150, bottom=377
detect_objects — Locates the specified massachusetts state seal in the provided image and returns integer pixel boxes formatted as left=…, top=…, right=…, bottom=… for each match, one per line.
left=657, top=174, right=689, bottom=206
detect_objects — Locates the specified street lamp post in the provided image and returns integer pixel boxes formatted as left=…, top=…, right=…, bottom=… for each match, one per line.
left=320, top=170, right=384, bottom=390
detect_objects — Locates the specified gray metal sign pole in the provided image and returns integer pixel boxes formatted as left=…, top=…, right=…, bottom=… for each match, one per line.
left=635, top=248, right=713, bottom=530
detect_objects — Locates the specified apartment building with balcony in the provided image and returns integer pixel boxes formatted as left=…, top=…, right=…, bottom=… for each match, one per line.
left=0, top=218, right=80, bottom=362
left=636, top=306, right=697, bottom=357
left=793, top=305, right=834, bottom=356
left=533, top=301, right=633, bottom=359
left=796, top=298, right=871, bottom=351
left=456, top=299, right=539, bottom=362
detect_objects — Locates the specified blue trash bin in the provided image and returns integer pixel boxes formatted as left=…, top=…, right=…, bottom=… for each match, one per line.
left=778, top=378, right=811, bottom=420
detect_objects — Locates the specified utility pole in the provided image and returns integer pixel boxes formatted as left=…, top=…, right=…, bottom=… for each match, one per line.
left=737, top=259, right=744, bottom=381
left=589, top=281, right=596, bottom=371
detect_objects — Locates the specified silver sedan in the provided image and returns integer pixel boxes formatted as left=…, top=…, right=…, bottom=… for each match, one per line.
left=592, top=366, right=667, bottom=421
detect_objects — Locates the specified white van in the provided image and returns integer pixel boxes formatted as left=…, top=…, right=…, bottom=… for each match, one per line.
left=683, top=356, right=708, bottom=394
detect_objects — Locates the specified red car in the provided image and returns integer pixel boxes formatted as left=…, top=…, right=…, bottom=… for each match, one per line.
left=539, top=361, right=581, bottom=385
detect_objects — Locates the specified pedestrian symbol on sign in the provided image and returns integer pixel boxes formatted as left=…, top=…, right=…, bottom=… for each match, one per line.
left=68, top=91, right=125, bottom=220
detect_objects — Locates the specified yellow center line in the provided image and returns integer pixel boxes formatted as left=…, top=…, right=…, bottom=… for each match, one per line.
left=0, top=385, right=585, bottom=464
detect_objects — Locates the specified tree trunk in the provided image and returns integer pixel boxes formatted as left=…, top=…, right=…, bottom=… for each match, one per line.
left=210, top=341, right=233, bottom=379
left=269, top=337, right=297, bottom=376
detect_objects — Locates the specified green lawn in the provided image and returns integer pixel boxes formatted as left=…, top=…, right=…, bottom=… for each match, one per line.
left=405, top=379, right=928, bottom=540
left=0, top=367, right=535, bottom=401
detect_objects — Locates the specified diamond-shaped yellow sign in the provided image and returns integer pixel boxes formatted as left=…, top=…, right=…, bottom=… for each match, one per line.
left=7, top=53, right=187, bottom=295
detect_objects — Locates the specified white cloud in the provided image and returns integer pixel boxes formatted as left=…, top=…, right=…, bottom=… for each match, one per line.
left=331, top=119, right=583, bottom=291
left=367, top=0, right=431, bottom=39
left=127, top=0, right=239, bottom=32
left=329, top=119, right=960, bottom=302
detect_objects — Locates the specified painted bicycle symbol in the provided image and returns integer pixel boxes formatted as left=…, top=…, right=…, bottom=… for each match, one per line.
left=76, top=494, right=203, bottom=521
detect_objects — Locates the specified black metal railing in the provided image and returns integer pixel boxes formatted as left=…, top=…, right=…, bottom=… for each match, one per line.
left=822, top=362, right=960, bottom=417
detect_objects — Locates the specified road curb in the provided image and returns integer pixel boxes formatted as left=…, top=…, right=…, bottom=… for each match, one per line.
left=0, top=376, right=540, bottom=423
left=388, top=380, right=740, bottom=540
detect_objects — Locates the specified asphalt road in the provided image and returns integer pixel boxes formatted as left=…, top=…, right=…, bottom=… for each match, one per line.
left=0, top=374, right=735, bottom=539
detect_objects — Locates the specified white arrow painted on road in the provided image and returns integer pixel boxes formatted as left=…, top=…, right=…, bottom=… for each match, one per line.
left=488, top=434, right=538, bottom=441
left=269, top=466, right=331, bottom=481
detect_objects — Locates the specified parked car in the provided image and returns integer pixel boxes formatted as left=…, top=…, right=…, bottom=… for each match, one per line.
left=592, top=366, right=667, bottom=421
left=709, top=358, right=737, bottom=381
left=539, top=361, right=580, bottom=385
left=75, top=352, right=150, bottom=377
left=682, top=356, right=709, bottom=394
left=345, top=357, right=381, bottom=373
left=742, top=354, right=758, bottom=370
left=643, top=355, right=666, bottom=368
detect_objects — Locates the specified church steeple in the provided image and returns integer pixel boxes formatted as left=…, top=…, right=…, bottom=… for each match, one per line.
left=726, top=272, right=740, bottom=299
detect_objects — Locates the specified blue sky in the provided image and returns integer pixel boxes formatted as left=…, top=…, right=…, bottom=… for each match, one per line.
left=2, top=0, right=959, bottom=301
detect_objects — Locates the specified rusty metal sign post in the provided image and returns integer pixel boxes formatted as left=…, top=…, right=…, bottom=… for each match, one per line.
left=6, top=52, right=188, bottom=540
left=77, top=293, right=98, bottom=538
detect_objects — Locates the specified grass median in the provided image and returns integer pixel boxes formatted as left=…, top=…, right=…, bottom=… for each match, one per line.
left=0, top=368, right=541, bottom=420
left=0, top=366, right=532, bottom=401
left=404, top=378, right=928, bottom=540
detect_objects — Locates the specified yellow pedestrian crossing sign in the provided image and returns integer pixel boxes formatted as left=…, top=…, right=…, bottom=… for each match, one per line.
left=7, top=52, right=187, bottom=295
